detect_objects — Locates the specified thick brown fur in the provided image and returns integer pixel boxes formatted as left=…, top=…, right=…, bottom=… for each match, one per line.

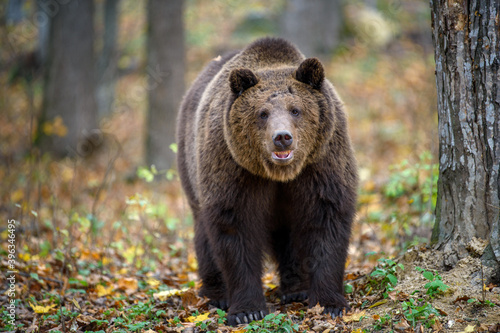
left=176, top=37, right=358, bottom=326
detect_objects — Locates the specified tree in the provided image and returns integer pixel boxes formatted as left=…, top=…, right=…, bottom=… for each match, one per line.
left=96, top=0, right=120, bottom=119
left=430, top=0, right=499, bottom=278
left=281, top=0, right=342, bottom=57
left=38, top=0, right=98, bottom=157
left=145, top=0, right=185, bottom=172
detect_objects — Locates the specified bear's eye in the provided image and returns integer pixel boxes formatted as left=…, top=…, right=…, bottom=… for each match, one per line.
left=291, top=108, right=301, bottom=117
left=259, top=111, right=269, bottom=120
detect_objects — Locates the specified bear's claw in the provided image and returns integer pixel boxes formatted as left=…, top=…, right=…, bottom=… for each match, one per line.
left=281, top=291, right=308, bottom=304
left=228, top=310, right=266, bottom=326
left=209, top=299, right=228, bottom=310
left=324, top=306, right=345, bottom=318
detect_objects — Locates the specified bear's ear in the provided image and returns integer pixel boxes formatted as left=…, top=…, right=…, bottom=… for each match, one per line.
left=295, top=58, right=325, bottom=90
left=229, top=68, right=259, bottom=96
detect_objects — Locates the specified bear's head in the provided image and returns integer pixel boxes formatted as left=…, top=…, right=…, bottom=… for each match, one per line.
left=224, top=58, right=336, bottom=182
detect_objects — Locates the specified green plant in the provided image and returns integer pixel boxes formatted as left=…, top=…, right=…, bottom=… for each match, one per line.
left=401, top=298, right=441, bottom=328
left=216, top=309, right=227, bottom=324
left=467, top=298, right=496, bottom=307
left=415, top=267, right=449, bottom=297
left=245, top=313, right=299, bottom=333
left=372, top=313, right=392, bottom=330
left=369, top=258, right=404, bottom=298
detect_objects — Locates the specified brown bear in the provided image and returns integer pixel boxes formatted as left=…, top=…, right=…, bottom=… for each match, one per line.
left=176, top=37, right=357, bottom=326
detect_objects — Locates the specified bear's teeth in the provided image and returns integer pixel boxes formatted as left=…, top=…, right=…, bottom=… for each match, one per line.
left=273, top=150, right=291, bottom=159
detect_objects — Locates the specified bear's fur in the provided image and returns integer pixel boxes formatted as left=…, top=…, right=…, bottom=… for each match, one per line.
left=176, top=37, right=357, bottom=325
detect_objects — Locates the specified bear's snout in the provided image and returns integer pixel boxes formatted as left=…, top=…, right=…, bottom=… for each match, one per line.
left=272, top=130, right=293, bottom=149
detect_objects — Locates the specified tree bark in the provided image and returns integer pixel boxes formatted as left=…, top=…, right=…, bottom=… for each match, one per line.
left=281, top=0, right=342, bottom=57
left=145, top=0, right=185, bottom=171
left=96, top=0, right=120, bottom=119
left=430, top=0, right=499, bottom=276
left=39, top=0, right=98, bottom=157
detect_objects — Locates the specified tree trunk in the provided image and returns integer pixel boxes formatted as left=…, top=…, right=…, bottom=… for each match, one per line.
left=39, top=0, right=98, bottom=157
left=96, top=0, right=120, bottom=119
left=145, top=0, right=185, bottom=171
left=281, top=0, right=342, bottom=57
left=430, top=0, right=499, bottom=277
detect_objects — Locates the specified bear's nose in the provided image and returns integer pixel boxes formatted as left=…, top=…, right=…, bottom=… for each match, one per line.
left=273, top=130, right=293, bottom=149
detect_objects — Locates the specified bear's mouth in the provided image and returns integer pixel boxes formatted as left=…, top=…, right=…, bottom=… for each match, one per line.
left=272, top=150, right=294, bottom=162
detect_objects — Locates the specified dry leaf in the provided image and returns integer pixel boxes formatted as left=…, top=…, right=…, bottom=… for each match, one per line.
left=394, top=318, right=410, bottom=330
left=147, top=278, right=161, bottom=288
left=117, top=277, right=138, bottom=295
left=368, top=299, right=388, bottom=308
left=29, top=302, right=56, bottom=314
left=462, top=325, right=475, bottom=333
left=153, top=287, right=189, bottom=301
left=343, top=310, right=366, bottom=323
left=96, top=284, right=114, bottom=297
left=186, top=312, right=210, bottom=323
left=71, top=298, right=81, bottom=310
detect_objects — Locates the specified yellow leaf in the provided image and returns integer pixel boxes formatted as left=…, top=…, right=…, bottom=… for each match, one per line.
left=233, top=329, right=246, bottom=333
left=29, top=302, right=56, bottom=314
left=153, top=287, right=189, bottom=301
left=117, top=277, right=138, bottom=295
left=462, top=325, right=475, bottom=333
left=147, top=278, right=161, bottom=288
left=351, top=329, right=364, bottom=333
left=96, top=284, right=114, bottom=297
left=71, top=298, right=81, bottom=310
left=186, top=312, right=210, bottom=323
left=343, top=310, right=366, bottom=323
left=368, top=299, right=388, bottom=308
left=266, top=283, right=277, bottom=289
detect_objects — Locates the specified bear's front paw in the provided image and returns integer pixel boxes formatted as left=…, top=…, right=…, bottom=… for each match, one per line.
left=227, top=310, right=267, bottom=326
left=324, top=306, right=349, bottom=318
left=208, top=299, right=229, bottom=310
left=281, top=291, right=308, bottom=304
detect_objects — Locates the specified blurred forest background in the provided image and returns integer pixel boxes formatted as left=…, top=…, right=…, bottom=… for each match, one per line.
left=0, top=0, right=440, bottom=330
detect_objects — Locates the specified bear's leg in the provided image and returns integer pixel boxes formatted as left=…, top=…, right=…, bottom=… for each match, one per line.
left=195, top=221, right=228, bottom=309
left=202, top=206, right=267, bottom=326
left=298, top=211, right=352, bottom=317
left=271, top=228, right=309, bottom=304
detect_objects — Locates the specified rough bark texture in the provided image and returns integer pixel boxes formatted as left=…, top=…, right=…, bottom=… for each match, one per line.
left=281, top=0, right=342, bottom=57
left=39, top=0, right=98, bottom=157
left=430, top=0, right=500, bottom=275
left=145, top=0, right=185, bottom=171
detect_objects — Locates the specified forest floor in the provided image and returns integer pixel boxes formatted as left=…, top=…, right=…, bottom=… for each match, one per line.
left=2, top=219, right=500, bottom=333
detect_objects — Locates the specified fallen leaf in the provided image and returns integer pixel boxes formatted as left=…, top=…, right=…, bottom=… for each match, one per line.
left=71, top=298, right=81, bottom=310
left=394, top=318, right=410, bottom=330
left=147, top=278, right=161, bottom=288
left=343, top=310, right=366, bottom=323
left=96, top=284, right=114, bottom=297
left=29, top=302, right=56, bottom=314
left=368, top=299, right=388, bottom=308
left=186, top=312, right=210, bottom=323
left=434, top=306, right=448, bottom=316
left=181, top=289, right=199, bottom=307
left=233, top=329, right=246, bottom=333
left=462, top=325, right=475, bottom=333
left=117, top=277, right=138, bottom=295
left=153, top=287, right=189, bottom=301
